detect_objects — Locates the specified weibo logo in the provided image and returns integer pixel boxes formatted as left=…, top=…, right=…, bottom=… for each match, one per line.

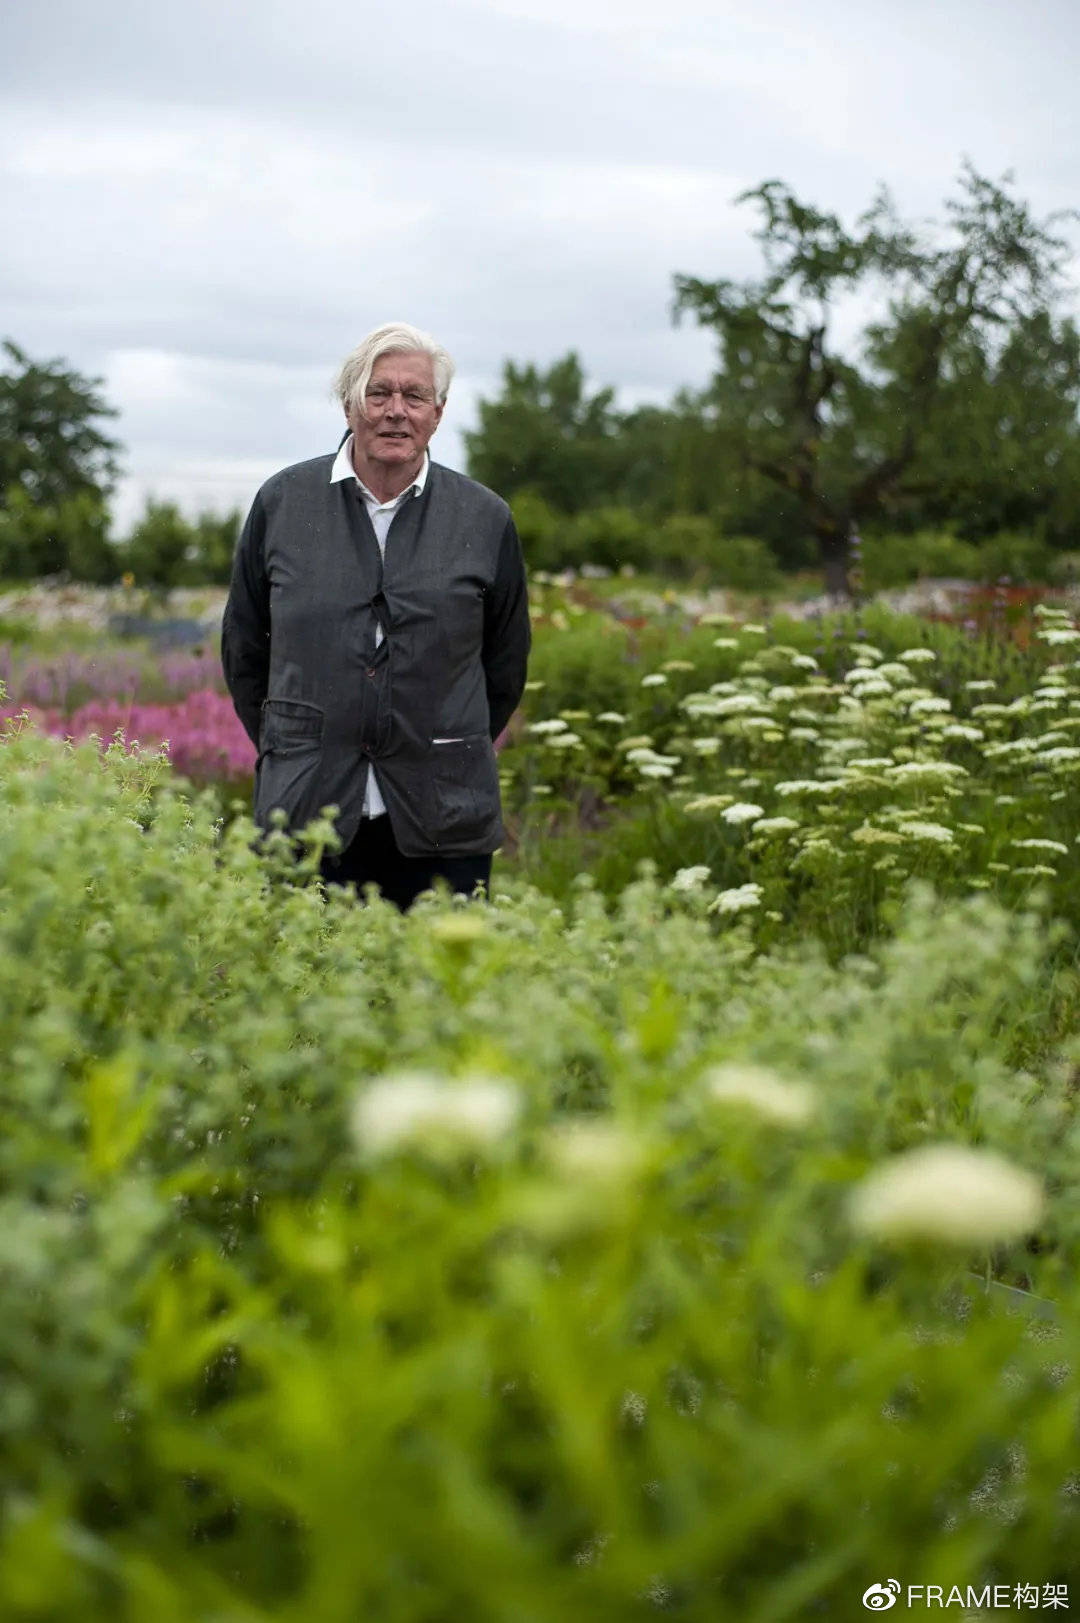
left=862, top=1580, right=902, bottom=1611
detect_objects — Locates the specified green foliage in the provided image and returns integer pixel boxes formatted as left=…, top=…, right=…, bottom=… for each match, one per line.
left=857, top=526, right=1073, bottom=593
left=912, top=311, right=1080, bottom=545
left=119, top=500, right=241, bottom=588
left=463, top=173, right=1079, bottom=596
left=0, top=340, right=124, bottom=582
left=0, top=340, right=244, bottom=588
left=698, top=530, right=783, bottom=592
left=509, top=498, right=785, bottom=587
left=0, top=339, right=122, bottom=510
left=3, top=721, right=1080, bottom=1615
left=562, top=504, right=654, bottom=572
left=504, top=588, right=1080, bottom=961
left=0, top=484, right=116, bottom=583
left=465, top=353, right=628, bottom=512
left=671, top=165, right=1080, bottom=591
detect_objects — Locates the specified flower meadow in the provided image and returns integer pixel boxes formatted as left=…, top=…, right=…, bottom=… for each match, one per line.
left=2, top=581, right=1080, bottom=1617
left=0, top=641, right=255, bottom=784
left=503, top=580, right=1080, bottom=957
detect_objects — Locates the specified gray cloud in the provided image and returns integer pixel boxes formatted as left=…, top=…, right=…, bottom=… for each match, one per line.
left=2, top=0, right=1078, bottom=531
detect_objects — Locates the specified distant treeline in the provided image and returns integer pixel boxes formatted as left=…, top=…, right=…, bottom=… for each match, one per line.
left=3, top=166, right=1079, bottom=592
left=466, top=166, right=1080, bottom=593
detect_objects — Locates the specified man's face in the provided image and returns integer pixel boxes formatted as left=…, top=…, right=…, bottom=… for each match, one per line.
left=347, top=350, right=444, bottom=481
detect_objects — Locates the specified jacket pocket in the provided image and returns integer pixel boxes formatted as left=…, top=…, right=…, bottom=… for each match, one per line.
left=260, top=698, right=325, bottom=757
left=428, top=732, right=498, bottom=844
left=255, top=699, right=326, bottom=832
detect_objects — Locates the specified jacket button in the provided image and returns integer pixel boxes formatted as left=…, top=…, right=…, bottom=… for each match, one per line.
left=366, top=667, right=376, bottom=678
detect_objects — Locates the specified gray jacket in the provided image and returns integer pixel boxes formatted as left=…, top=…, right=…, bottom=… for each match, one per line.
left=221, top=455, right=530, bottom=857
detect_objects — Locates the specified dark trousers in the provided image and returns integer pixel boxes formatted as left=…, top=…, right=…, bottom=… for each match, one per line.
left=320, top=813, right=492, bottom=912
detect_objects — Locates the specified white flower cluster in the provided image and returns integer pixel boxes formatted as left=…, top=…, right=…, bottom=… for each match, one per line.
left=710, top=882, right=763, bottom=915
left=849, top=1144, right=1043, bottom=1247
left=626, top=744, right=681, bottom=779
left=669, top=865, right=711, bottom=892
left=703, top=1062, right=815, bottom=1126
left=895, top=820, right=955, bottom=845
left=722, top=802, right=764, bottom=826
left=352, top=1070, right=519, bottom=1158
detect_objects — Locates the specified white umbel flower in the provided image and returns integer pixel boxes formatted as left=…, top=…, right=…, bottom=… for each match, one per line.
left=352, top=1070, right=519, bottom=1157
left=704, top=1063, right=815, bottom=1126
left=721, top=802, right=765, bottom=825
left=709, top=882, right=763, bottom=915
left=752, top=816, right=799, bottom=836
left=670, top=865, right=711, bottom=891
left=898, top=647, right=937, bottom=663
left=849, top=1144, right=1044, bottom=1247
left=897, top=820, right=955, bottom=845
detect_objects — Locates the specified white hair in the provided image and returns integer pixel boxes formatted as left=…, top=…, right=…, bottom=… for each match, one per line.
left=333, top=322, right=455, bottom=415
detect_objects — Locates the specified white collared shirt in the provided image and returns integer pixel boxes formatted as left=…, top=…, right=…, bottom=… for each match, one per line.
left=330, top=437, right=430, bottom=817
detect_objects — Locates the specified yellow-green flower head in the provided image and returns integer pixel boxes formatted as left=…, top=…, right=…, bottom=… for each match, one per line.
left=429, top=913, right=489, bottom=945
left=545, top=1120, right=646, bottom=1184
left=848, top=1144, right=1043, bottom=1247
left=684, top=794, right=735, bottom=813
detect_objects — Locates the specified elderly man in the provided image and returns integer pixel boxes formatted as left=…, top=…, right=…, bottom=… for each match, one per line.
left=222, top=322, right=530, bottom=910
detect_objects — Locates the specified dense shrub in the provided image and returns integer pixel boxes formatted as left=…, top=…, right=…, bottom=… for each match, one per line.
left=510, top=500, right=785, bottom=587
left=858, top=529, right=985, bottom=591
left=1, top=724, right=1080, bottom=1615
left=0, top=485, right=116, bottom=583
left=858, top=528, right=1060, bottom=592
left=119, top=500, right=241, bottom=588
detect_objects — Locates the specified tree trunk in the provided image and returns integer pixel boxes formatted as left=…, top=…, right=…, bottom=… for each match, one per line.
left=818, top=533, right=851, bottom=598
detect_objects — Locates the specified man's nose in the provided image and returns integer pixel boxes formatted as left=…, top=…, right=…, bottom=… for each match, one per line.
left=384, top=389, right=407, bottom=416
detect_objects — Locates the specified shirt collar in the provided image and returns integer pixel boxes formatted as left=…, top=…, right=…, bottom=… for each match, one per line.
left=330, top=435, right=429, bottom=505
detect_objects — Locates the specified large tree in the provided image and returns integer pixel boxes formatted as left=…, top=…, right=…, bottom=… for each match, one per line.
left=0, top=340, right=121, bottom=508
left=909, top=308, right=1080, bottom=542
left=673, top=166, right=1079, bottom=593
left=0, top=340, right=123, bottom=580
left=465, top=352, right=631, bottom=513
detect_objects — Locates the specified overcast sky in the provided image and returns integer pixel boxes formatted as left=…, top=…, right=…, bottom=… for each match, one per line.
left=3, top=0, right=1079, bottom=532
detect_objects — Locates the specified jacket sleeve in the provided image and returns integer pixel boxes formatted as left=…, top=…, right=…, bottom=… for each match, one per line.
left=221, top=491, right=271, bottom=749
left=482, top=515, right=531, bottom=741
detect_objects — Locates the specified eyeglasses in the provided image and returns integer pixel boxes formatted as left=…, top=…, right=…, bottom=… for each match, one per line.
left=364, top=384, right=435, bottom=409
